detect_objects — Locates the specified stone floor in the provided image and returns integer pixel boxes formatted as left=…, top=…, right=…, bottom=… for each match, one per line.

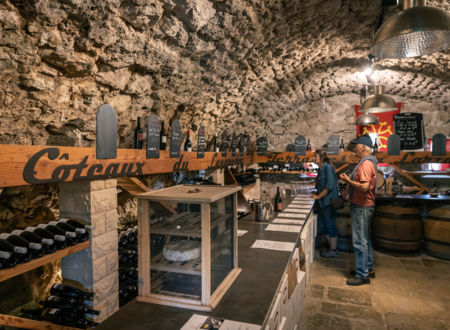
left=300, top=250, right=450, bottom=330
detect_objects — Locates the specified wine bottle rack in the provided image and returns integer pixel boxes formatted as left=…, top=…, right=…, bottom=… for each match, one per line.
left=0, top=241, right=90, bottom=282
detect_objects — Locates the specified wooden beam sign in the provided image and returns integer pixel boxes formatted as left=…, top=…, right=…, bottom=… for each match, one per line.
left=0, top=145, right=252, bottom=188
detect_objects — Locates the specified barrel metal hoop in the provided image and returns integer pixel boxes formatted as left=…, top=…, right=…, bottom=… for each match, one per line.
left=424, top=238, right=450, bottom=247
left=374, top=235, right=422, bottom=243
left=374, top=211, right=421, bottom=219
left=425, top=215, right=450, bottom=222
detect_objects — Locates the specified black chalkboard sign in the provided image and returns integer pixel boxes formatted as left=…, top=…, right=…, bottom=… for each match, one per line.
left=294, top=135, right=306, bottom=156
left=256, top=137, right=268, bottom=156
left=170, top=120, right=181, bottom=158
left=239, top=135, right=245, bottom=156
left=393, top=113, right=424, bottom=150
left=231, top=133, right=238, bottom=156
left=327, top=135, right=340, bottom=156
left=245, top=135, right=251, bottom=156
left=146, top=115, right=160, bottom=159
left=96, top=104, right=117, bottom=159
left=432, top=133, right=447, bottom=156
left=387, top=134, right=401, bottom=156
left=197, top=126, right=206, bottom=159
left=221, top=132, right=229, bottom=157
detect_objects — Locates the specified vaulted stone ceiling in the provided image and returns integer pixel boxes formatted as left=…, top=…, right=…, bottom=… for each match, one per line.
left=0, top=0, right=449, bottom=148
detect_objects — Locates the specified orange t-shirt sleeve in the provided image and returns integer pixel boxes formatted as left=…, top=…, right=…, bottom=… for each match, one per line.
left=358, top=160, right=375, bottom=182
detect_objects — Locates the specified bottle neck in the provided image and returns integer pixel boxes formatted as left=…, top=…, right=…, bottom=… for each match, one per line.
left=136, top=117, right=141, bottom=128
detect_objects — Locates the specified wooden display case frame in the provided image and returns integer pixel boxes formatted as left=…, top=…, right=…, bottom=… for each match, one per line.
left=136, top=185, right=242, bottom=312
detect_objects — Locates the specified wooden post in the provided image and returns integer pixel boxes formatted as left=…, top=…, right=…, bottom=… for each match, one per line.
left=138, top=199, right=151, bottom=297
left=201, top=203, right=211, bottom=306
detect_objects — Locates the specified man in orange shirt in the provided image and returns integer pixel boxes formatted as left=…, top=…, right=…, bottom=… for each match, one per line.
left=340, top=135, right=377, bottom=286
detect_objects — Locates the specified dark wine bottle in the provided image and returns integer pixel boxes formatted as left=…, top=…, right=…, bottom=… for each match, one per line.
left=40, top=295, right=100, bottom=315
left=53, top=221, right=88, bottom=243
left=9, top=230, right=44, bottom=259
left=39, top=223, right=77, bottom=247
left=26, top=226, right=64, bottom=250
left=50, top=283, right=94, bottom=300
left=214, top=132, right=219, bottom=152
left=119, top=265, right=138, bottom=278
left=0, top=241, right=16, bottom=269
left=184, top=129, right=192, bottom=152
left=340, top=138, right=345, bottom=151
left=275, top=187, right=283, bottom=212
left=373, top=138, right=378, bottom=152
left=64, top=318, right=99, bottom=329
left=134, top=117, right=144, bottom=149
left=160, top=120, right=167, bottom=150
left=306, top=138, right=312, bottom=151
left=13, top=229, right=54, bottom=255
left=0, top=234, right=30, bottom=263
left=126, top=227, right=137, bottom=244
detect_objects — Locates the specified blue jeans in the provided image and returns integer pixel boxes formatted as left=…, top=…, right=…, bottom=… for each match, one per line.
left=350, top=203, right=374, bottom=278
left=318, top=204, right=337, bottom=238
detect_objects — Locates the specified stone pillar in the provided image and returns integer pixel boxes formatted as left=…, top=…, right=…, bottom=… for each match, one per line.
left=58, top=179, right=119, bottom=323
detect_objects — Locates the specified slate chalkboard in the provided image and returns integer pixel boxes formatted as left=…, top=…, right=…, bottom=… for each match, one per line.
left=393, top=113, right=424, bottom=150
left=387, top=134, right=401, bottom=156
left=327, top=135, right=340, bottom=156
left=231, top=133, right=238, bottom=156
left=146, top=115, right=160, bottom=159
left=432, top=133, right=447, bottom=156
left=294, top=135, right=306, bottom=156
left=96, top=104, right=117, bottom=159
left=221, top=132, right=229, bottom=157
left=256, top=137, right=268, bottom=156
left=170, top=120, right=182, bottom=158
left=239, top=135, right=245, bottom=156
left=197, top=126, right=206, bottom=159
left=245, top=135, right=251, bottom=156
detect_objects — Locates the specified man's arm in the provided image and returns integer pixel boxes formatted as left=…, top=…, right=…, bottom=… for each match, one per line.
left=339, top=173, right=370, bottom=192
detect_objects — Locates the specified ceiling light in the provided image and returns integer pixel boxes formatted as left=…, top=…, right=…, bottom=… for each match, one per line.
left=360, top=85, right=397, bottom=113
left=370, top=0, right=450, bottom=58
left=355, top=113, right=380, bottom=125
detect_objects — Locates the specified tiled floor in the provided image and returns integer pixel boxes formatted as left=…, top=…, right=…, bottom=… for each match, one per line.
left=300, top=250, right=450, bottom=330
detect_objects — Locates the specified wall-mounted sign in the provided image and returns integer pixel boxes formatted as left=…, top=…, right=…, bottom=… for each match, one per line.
left=294, top=135, right=306, bottom=156
left=239, top=135, right=245, bottom=156
left=327, top=135, right=340, bottom=156
left=387, top=134, right=401, bottom=156
left=432, top=133, right=447, bottom=156
left=256, top=137, right=268, bottom=156
left=146, top=115, right=160, bottom=159
left=170, top=120, right=181, bottom=158
left=245, top=136, right=251, bottom=156
left=393, top=113, right=425, bottom=150
left=197, top=126, right=206, bottom=159
left=231, top=133, right=238, bottom=157
left=221, top=132, right=229, bottom=157
left=96, top=104, right=117, bottom=159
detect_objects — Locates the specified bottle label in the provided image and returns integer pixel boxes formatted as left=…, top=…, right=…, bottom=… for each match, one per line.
left=138, top=132, right=144, bottom=141
left=277, top=202, right=283, bottom=211
left=215, top=147, right=219, bottom=152
left=0, top=251, right=12, bottom=259
left=187, top=147, right=192, bottom=152
left=161, top=136, right=166, bottom=143
left=14, top=246, right=27, bottom=254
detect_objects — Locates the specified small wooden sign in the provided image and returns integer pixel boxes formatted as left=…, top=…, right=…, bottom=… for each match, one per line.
left=432, top=133, right=447, bottom=156
left=231, top=133, right=238, bottom=157
left=327, top=135, right=340, bottom=156
left=256, top=137, right=268, bottom=156
left=221, top=132, right=228, bottom=157
left=294, top=135, right=306, bottom=156
left=146, top=115, right=160, bottom=159
left=96, top=104, right=117, bottom=159
left=197, top=126, right=206, bottom=159
left=387, top=134, right=401, bottom=156
left=170, top=120, right=182, bottom=158
left=239, top=135, right=245, bottom=156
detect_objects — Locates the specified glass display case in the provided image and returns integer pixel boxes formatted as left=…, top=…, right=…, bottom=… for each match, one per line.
left=136, top=185, right=242, bottom=311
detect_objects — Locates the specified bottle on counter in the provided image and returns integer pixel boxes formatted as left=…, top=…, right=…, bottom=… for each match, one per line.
left=306, top=139, right=312, bottom=152
left=184, top=129, right=192, bottom=152
left=133, top=117, right=144, bottom=149
left=340, top=138, right=345, bottom=151
left=160, top=121, right=167, bottom=150
left=373, top=138, right=378, bottom=152
left=275, top=187, right=283, bottom=212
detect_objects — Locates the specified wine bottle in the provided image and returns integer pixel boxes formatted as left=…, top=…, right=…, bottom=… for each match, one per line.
left=0, top=240, right=16, bottom=269
left=40, top=295, right=100, bottom=315
left=160, top=121, right=167, bottom=150
left=184, top=129, right=192, bottom=152
left=340, top=138, right=345, bottom=151
left=214, top=132, right=219, bottom=152
left=126, top=226, right=137, bottom=243
left=26, top=226, right=64, bottom=250
left=275, top=187, right=283, bottom=212
left=38, top=223, right=77, bottom=247
left=58, top=218, right=92, bottom=231
left=64, top=318, right=99, bottom=329
left=0, top=234, right=30, bottom=263
left=53, top=221, right=88, bottom=243
left=133, top=117, right=144, bottom=149
left=13, top=229, right=53, bottom=255
left=306, top=138, right=312, bottom=151
left=8, top=231, right=44, bottom=259
left=119, top=231, right=129, bottom=247
left=119, top=265, right=138, bottom=278
left=373, top=138, right=378, bottom=152
left=50, top=283, right=94, bottom=300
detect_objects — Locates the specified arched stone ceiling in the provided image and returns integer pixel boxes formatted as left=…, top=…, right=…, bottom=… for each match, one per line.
left=0, top=0, right=448, bottom=147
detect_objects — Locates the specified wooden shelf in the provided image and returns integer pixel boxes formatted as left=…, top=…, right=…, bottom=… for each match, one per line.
left=0, top=313, right=82, bottom=330
left=152, top=252, right=202, bottom=276
left=0, top=241, right=90, bottom=282
left=403, top=170, right=450, bottom=176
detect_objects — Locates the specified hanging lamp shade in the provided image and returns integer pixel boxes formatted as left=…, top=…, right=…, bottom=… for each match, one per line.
left=355, top=112, right=380, bottom=125
left=360, top=85, right=397, bottom=113
left=370, top=0, right=450, bottom=58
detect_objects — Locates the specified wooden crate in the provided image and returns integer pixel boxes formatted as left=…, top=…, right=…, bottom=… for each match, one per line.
left=136, top=185, right=242, bottom=311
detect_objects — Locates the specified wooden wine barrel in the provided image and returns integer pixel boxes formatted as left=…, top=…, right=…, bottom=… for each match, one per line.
left=424, top=204, right=450, bottom=260
left=373, top=201, right=423, bottom=255
left=336, top=205, right=353, bottom=252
